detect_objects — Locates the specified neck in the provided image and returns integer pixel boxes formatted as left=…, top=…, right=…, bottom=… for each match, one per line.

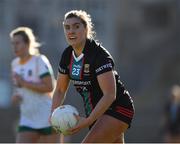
left=72, top=40, right=86, bottom=57
left=19, top=54, right=32, bottom=64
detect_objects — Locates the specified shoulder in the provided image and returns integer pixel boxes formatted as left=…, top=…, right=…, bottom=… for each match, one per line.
left=60, top=46, right=73, bottom=63
left=88, top=39, right=112, bottom=57
left=11, top=57, right=19, bottom=67
left=34, top=54, right=51, bottom=65
left=62, top=46, right=73, bottom=57
left=58, top=46, right=72, bottom=66
left=98, top=45, right=112, bottom=58
left=92, top=40, right=113, bottom=61
left=38, top=54, right=49, bottom=62
left=96, top=42, right=112, bottom=58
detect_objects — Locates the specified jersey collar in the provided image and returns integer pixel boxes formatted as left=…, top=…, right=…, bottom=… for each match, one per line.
left=72, top=50, right=84, bottom=62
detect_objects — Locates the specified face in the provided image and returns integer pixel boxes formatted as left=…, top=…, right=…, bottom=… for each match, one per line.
left=63, top=17, right=87, bottom=49
left=11, top=35, right=29, bottom=57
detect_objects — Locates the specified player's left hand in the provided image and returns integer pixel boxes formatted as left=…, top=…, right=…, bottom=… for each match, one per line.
left=67, top=115, right=92, bottom=135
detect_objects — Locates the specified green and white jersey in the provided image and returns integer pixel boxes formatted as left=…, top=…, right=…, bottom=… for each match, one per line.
left=11, top=55, right=54, bottom=129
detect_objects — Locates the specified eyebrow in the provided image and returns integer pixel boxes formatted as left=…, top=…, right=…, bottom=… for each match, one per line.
left=64, top=22, right=81, bottom=26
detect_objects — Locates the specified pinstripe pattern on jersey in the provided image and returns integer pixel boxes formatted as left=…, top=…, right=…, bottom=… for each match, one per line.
left=81, top=91, right=93, bottom=116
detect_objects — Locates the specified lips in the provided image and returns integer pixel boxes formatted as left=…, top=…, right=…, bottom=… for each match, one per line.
left=68, top=36, right=77, bottom=40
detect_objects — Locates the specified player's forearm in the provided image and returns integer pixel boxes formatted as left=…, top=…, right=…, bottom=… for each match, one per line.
left=22, top=80, right=53, bottom=93
left=51, top=90, right=66, bottom=113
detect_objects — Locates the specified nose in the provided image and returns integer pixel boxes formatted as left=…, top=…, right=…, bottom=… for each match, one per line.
left=67, top=31, right=76, bottom=39
left=67, top=28, right=75, bottom=34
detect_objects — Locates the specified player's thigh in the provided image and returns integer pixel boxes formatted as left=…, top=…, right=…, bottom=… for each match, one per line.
left=16, top=131, right=40, bottom=143
left=82, top=114, right=129, bottom=143
left=39, top=133, right=61, bottom=143
left=114, top=133, right=125, bottom=143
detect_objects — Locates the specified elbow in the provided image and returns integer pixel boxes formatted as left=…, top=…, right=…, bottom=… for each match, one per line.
left=104, top=93, right=116, bottom=103
left=107, top=94, right=116, bottom=105
left=109, top=91, right=116, bottom=102
left=111, top=94, right=116, bottom=102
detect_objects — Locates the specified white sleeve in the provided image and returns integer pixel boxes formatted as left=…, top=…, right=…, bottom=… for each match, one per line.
left=37, top=55, right=53, bottom=78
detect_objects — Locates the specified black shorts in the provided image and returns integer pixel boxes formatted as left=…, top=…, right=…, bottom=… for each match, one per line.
left=105, top=105, right=134, bottom=128
left=89, top=104, right=134, bottom=129
left=89, top=90, right=135, bottom=129
left=103, top=89, right=135, bottom=128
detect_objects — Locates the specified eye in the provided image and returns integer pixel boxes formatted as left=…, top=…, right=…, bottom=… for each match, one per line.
left=12, top=41, right=18, bottom=45
left=75, top=24, right=80, bottom=29
left=64, top=25, right=70, bottom=30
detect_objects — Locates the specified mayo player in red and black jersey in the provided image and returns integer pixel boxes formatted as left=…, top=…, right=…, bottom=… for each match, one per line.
left=51, top=10, right=135, bottom=143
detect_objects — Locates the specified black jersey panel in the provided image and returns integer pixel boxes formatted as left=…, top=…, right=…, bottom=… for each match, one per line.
left=58, top=46, right=72, bottom=74
left=93, top=47, right=115, bottom=76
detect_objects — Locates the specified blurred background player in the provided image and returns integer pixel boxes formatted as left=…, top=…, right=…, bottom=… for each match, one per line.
left=51, top=10, right=135, bottom=143
left=10, top=27, right=60, bottom=143
left=162, top=85, right=180, bottom=143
